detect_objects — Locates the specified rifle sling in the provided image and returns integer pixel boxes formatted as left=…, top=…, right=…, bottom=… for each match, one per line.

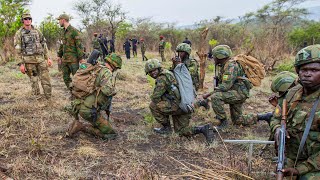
left=294, top=96, right=320, bottom=167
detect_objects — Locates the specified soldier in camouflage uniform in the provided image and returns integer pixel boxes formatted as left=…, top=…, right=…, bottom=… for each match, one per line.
left=175, top=43, right=200, bottom=91
left=159, top=35, right=166, bottom=62
left=67, top=53, right=122, bottom=140
left=271, top=45, right=320, bottom=179
left=14, top=13, right=52, bottom=99
left=92, top=33, right=102, bottom=52
left=146, top=59, right=214, bottom=143
left=140, top=38, right=147, bottom=61
left=208, top=45, right=254, bottom=129
left=57, top=13, right=84, bottom=89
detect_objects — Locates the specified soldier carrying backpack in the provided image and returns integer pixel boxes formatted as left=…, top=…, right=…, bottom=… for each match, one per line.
left=66, top=50, right=122, bottom=140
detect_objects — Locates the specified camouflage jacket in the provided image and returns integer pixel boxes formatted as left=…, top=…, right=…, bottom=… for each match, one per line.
left=92, top=37, right=101, bottom=50
left=184, top=58, right=200, bottom=91
left=141, top=42, right=146, bottom=52
left=14, top=26, right=49, bottom=64
left=217, top=59, right=251, bottom=97
left=57, top=25, right=84, bottom=63
left=81, top=65, right=117, bottom=110
left=270, top=84, right=320, bottom=175
left=151, top=69, right=180, bottom=105
left=159, top=40, right=165, bottom=51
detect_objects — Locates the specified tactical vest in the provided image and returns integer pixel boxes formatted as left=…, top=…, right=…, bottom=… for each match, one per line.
left=20, top=28, right=44, bottom=56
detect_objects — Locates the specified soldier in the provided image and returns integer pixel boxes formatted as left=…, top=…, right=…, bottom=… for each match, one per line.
left=92, top=32, right=101, bottom=52
left=174, top=43, right=200, bottom=91
left=99, top=33, right=109, bottom=59
left=207, top=45, right=254, bottom=129
left=271, top=45, right=320, bottom=179
left=123, top=38, right=131, bottom=60
left=145, top=59, right=214, bottom=143
left=130, top=38, right=138, bottom=57
left=57, top=13, right=85, bottom=90
left=183, top=37, right=192, bottom=47
left=67, top=53, right=122, bottom=140
left=140, top=38, right=147, bottom=61
left=159, top=35, right=166, bottom=62
left=14, top=12, right=52, bottom=99
left=109, top=38, right=115, bottom=53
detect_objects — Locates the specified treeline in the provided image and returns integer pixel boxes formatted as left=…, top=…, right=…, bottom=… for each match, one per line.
left=1, top=0, right=320, bottom=70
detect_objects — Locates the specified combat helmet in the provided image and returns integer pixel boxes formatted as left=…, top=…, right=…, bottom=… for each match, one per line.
left=212, top=45, right=232, bottom=60
left=295, top=44, right=320, bottom=68
left=271, top=71, right=297, bottom=93
left=145, top=59, right=161, bottom=75
left=176, top=43, right=191, bottom=55
left=106, top=53, right=122, bottom=69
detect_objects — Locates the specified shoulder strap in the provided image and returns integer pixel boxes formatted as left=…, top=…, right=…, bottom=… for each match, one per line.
left=294, top=96, right=320, bottom=167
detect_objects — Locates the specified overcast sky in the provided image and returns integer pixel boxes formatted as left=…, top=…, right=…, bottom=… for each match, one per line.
left=29, top=0, right=320, bottom=28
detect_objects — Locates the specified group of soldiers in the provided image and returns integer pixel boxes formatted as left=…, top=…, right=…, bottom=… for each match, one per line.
left=91, top=33, right=115, bottom=60
left=12, top=11, right=319, bottom=179
left=122, top=37, right=147, bottom=60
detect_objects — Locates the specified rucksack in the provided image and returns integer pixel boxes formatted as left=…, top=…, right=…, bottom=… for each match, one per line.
left=71, top=63, right=102, bottom=99
left=233, top=54, right=266, bottom=86
left=173, top=63, right=196, bottom=113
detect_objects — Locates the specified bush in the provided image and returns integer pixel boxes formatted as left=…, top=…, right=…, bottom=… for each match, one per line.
left=275, top=61, right=295, bottom=73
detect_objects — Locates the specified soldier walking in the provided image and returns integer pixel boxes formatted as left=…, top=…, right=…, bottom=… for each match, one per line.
left=159, top=35, right=166, bottom=62
left=140, top=38, right=147, bottom=61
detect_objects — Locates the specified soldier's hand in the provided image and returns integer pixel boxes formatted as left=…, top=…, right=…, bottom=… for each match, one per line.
left=47, top=58, right=53, bottom=67
left=281, top=168, right=299, bottom=176
left=19, top=64, right=26, bottom=74
left=269, top=95, right=278, bottom=107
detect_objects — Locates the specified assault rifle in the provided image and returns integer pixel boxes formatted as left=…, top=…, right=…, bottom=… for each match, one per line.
left=276, top=99, right=288, bottom=180
left=202, top=64, right=219, bottom=99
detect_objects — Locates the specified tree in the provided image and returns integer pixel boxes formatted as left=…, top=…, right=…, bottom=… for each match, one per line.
left=74, top=0, right=126, bottom=45
left=0, top=0, right=30, bottom=63
left=39, top=14, right=61, bottom=50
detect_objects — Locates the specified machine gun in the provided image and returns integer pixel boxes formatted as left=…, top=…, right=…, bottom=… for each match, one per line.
left=276, top=99, right=288, bottom=180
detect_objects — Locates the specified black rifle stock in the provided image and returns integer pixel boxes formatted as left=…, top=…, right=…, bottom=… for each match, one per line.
left=276, top=99, right=287, bottom=180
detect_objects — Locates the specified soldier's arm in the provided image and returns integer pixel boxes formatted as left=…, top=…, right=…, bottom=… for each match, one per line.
left=218, top=63, right=238, bottom=91
left=188, top=60, right=198, bottom=79
left=295, top=150, right=320, bottom=175
left=73, top=30, right=85, bottom=61
left=150, top=75, right=167, bottom=104
left=38, top=30, right=49, bottom=59
left=100, top=70, right=116, bottom=96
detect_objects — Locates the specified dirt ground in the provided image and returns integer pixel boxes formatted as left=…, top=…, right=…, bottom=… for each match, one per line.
left=0, top=54, right=277, bottom=179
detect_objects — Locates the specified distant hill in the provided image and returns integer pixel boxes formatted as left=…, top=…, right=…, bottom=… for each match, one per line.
left=306, top=6, right=320, bottom=21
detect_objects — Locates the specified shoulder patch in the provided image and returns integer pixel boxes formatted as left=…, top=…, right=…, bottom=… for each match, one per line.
left=274, top=105, right=282, bottom=117
left=223, top=75, right=229, bottom=81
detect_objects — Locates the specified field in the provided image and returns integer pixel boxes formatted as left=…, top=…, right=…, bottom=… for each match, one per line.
left=0, top=53, right=276, bottom=179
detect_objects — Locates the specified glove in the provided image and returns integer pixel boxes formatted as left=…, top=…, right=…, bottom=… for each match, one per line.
left=47, top=58, right=53, bottom=67
left=20, top=64, right=26, bottom=74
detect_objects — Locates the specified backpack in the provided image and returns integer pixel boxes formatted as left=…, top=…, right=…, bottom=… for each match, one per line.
left=173, top=63, right=196, bottom=113
left=233, top=54, right=266, bottom=86
left=71, top=63, right=102, bottom=99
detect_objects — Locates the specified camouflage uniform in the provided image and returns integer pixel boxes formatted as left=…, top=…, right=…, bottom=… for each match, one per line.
left=57, top=25, right=84, bottom=89
left=14, top=15, right=52, bottom=98
left=270, top=45, right=320, bottom=179
left=176, top=43, right=200, bottom=91
left=92, top=36, right=101, bottom=52
left=141, top=40, right=147, bottom=61
left=149, top=68, right=195, bottom=135
left=159, top=38, right=166, bottom=62
left=69, top=53, right=122, bottom=139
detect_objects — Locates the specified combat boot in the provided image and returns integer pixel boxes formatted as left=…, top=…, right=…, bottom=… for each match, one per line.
left=198, top=99, right=210, bottom=110
left=217, top=118, right=228, bottom=130
left=193, top=124, right=215, bottom=143
left=257, top=112, right=273, bottom=124
left=153, top=123, right=172, bottom=134
left=66, top=120, right=84, bottom=137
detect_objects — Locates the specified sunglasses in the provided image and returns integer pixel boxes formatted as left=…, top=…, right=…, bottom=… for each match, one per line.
left=23, top=18, right=32, bottom=20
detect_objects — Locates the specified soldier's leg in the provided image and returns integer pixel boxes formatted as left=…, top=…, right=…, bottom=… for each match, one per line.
left=61, top=62, right=72, bottom=89
left=25, top=63, right=40, bottom=95
left=38, top=60, right=52, bottom=99
left=211, top=92, right=227, bottom=121
left=149, top=101, right=172, bottom=134
left=69, top=63, right=79, bottom=75
left=160, top=51, right=165, bottom=62
left=229, top=103, right=257, bottom=126
left=172, top=113, right=192, bottom=136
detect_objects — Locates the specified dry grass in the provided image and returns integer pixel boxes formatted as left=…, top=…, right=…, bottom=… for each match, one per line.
left=0, top=53, right=276, bottom=179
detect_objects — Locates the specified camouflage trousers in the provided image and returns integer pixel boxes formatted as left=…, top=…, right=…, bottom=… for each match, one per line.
left=159, top=50, right=165, bottom=62
left=149, top=100, right=193, bottom=136
left=25, top=61, right=52, bottom=98
left=61, top=62, right=79, bottom=89
left=70, top=100, right=115, bottom=135
left=286, top=158, right=320, bottom=180
left=141, top=51, right=147, bottom=61
left=211, top=90, right=257, bottom=126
